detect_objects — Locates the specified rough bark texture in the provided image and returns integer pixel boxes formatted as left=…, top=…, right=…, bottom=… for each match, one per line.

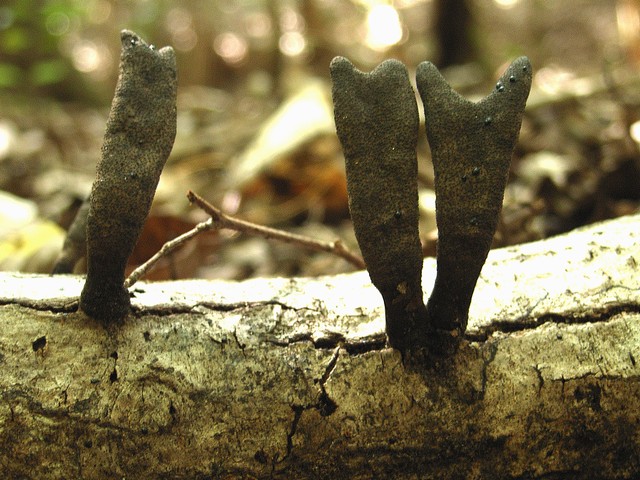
left=1, top=214, right=639, bottom=479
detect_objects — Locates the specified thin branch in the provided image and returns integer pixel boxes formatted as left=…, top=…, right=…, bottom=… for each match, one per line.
left=124, top=218, right=215, bottom=288
left=125, top=191, right=366, bottom=288
left=187, top=190, right=366, bottom=270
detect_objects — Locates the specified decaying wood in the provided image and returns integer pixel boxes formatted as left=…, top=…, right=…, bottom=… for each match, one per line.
left=1, top=214, right=639, bottom=479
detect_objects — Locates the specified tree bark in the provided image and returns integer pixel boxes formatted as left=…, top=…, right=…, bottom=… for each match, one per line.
left=1, top=214, right=639, bottom=479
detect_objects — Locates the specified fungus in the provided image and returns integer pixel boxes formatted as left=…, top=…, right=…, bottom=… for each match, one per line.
left=330, top=57, right=427, bottom=351
left=79, top=30, right=177, bottom=322
left=416, top=56, right=532, bottom=333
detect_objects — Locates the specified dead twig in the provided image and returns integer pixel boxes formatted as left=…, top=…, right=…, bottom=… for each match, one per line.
left=125, top=191, right=365, bottom=288
left=187, top=190, right=366, bottom=270
left=124, top=218, right=215, bottom=288
left=126, top=191, right=365, bottom=288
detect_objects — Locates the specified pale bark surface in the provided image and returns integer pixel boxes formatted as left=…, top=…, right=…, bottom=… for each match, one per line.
left=1, top=214, right=639, bottom=479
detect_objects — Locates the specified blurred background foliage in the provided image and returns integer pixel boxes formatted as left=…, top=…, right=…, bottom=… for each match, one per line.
left=1, top=0, right=639, bottom=278
left=0, top=0, right=630, bottom=104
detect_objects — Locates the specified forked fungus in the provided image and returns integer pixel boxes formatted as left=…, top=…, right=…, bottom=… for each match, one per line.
left=332, top=55, right=531, bottom=353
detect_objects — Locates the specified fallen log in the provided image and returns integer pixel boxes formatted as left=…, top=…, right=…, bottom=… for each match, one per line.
left=1, top=214, right=639, bottom=479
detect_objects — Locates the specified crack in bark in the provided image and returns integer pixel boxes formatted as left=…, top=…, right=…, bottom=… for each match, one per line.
left=109, top=350, right=118, bottom=384
left=533, top=364, right=545, bottom=395
left=279, top=404, right=304, bottom=468
left=278, top=347, right=341, bottom=468
left=232, top=328, right=246, bottom=354
left=466, top=301, right=640, bottom=342
left=2, top=387, right=145, bottom=437
left=479, top=340, right=499, bottom=399
left=133, top=298, right=322, bottom=318
left=266, top=333, right=386, bottom=356
left=316, top=347, right=340, bottom=417
left=0, top=298, right=79, bottom=313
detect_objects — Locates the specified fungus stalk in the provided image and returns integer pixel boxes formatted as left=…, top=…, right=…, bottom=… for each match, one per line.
left=417, top=57, right=532, bottom=333
left=330, top=57, right=427, bottom=351
left=331, top=56, right=531, bottom=354
left=79, top=30, right=177, bottom=322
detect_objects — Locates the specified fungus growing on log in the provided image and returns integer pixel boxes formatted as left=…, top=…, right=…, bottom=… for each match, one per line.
left=330, top=57, right=427, bottom=351
left=331, top=56, right=531, bottom=353
left=417, top=57, right=532, bottom=333
left=79, top=30, right=177, bottom=322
